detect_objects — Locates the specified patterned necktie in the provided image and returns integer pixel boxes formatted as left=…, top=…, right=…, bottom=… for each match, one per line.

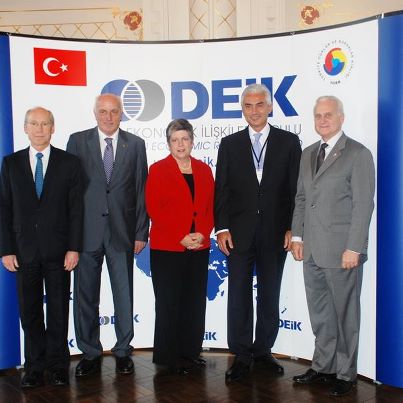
left=35, top=152, right=44, bottom=198
left=316, top=143, right=328, bottom=173
left=103, top=137, right=114, bottom=183
left=253, top=133, right=263, bottom=169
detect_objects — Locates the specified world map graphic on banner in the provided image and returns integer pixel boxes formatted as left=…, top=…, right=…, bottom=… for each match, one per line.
left=135, top=239, right=231, bottom=301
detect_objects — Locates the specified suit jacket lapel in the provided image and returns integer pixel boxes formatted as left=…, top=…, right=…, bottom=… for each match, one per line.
left=240, top=128, right=259, bottom=186
left=314, top=133, right=347, bottom=180
left=40, top=146, right=55, bottom=200
left=110, top=129, right=128, bottom=185
left=261, top=125, right=276, bottom=185
left=88, top=128, right=105, bottom=181
left=20, top=148, right=37, bottom=199
left=163, top=155, right=193, bottom=206
left=310, top=142, right=320, bottom=179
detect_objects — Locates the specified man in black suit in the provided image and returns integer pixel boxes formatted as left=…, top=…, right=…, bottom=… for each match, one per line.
left=214, top=83, right=301, bottom=381
left=0, top=107, right=83, bottom=388
left=67, top=93, right=148, bottom=377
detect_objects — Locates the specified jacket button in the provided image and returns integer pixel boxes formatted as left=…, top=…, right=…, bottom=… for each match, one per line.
left=193, top=212, right=197, bottom=217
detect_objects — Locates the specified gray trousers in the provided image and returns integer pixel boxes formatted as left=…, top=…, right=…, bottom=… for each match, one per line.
left=74, top=220, right=134, bottom=359
left=303, top=255, right=363, bottom=381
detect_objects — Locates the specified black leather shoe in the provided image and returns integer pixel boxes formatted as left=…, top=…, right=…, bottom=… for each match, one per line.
left=225, top=359, right=250, bottom=382
left=155, top=365, right=189, bottom=377
left=293, top=368, right=336, bottom=384
left=21, top=371, right=44, bottom=389
left=183, top=356, right=207, bottom=367
left=116, top=356, right=134, bottom=374
left=175, top=366, right=190, bottom=375
left=192, top=357, right=206, bottom=366
left=329, top=379, right=355, bottom=396
left=254, top=353, right=284, bottom=374
left=49, top=368, right=69, bottom=386
left=75, top=357, right=101, bottom=377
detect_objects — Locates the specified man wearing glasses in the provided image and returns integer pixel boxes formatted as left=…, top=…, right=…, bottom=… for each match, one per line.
left=0, top=107, right=84, bottom=388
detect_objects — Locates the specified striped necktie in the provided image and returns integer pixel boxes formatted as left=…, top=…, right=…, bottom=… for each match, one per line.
left=316, top=143, right=328, bottom=173
left=103, top=137, right=114, bottom=183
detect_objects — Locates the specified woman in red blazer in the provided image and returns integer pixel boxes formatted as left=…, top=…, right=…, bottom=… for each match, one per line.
left=146, top=119, right=214, bottom=375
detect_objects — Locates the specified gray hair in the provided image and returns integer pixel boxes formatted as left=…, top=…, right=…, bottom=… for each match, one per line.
left=314, top=96, right=344, bottom=115
left=241, top=83, right=272, bottom=106
left=24, top=107, right=54, bottom=125
left=166, top=119, right=194, bottom=143
left=94, top=93, right=123, bottom=112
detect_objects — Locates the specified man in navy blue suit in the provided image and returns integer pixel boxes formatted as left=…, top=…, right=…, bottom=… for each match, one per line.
left=0, top=107, right=83, bottom=388
left=214, top=84, right=301, bottom=381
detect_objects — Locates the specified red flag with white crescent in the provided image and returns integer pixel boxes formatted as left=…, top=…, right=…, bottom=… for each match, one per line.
left=34, top=48, right=87, bottom=86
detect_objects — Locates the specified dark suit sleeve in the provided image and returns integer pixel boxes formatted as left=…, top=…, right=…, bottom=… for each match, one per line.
left=197, top=164, right=215, bottom=241
left=291, top=153, right=306, bottom=238
left=134, top=139, right=149, bottom=242
left=287, top=135, right=302, bottom=230
left=0, top=158, right=15, bottom=256
left=67, top=157, right=84, bottom=252
left=214, top=138, right=230, bottom=232
left=66, top=134, right=77, bottom=155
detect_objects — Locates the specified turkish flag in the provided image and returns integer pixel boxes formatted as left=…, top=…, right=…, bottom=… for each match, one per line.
left=34, top=48, right=87, bottom=86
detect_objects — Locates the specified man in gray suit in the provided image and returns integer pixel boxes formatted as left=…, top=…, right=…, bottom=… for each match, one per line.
left=291, top=96, right=375, bottom=397
left=67, top=93, right=148, bottom=376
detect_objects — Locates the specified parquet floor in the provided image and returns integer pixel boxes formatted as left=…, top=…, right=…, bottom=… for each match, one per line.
left=0, top=350, right=402, bottom=402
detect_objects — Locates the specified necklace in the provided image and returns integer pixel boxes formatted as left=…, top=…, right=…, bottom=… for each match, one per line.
left=178, top=159, right=191, bottom=172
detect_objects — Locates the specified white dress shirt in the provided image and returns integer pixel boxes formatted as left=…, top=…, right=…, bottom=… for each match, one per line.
left=320, top=130, right=343, bottom=160
left=29, top=145, right=50, bottom=179
left=98, top=128, right=118, bottom=159
left=249, top=124, right=270, bottom=183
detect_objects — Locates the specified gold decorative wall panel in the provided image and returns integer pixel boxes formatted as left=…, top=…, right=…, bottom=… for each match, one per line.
left=190, top=0, right=236, bottom=40
left=0, top=6, right=143, bottom=40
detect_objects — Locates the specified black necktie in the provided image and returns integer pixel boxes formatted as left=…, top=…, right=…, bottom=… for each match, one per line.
left=316, top=143, right=328, bottom=173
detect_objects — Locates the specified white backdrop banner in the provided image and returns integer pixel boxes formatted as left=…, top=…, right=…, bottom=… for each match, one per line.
left=9, top=18, right=377, bottom=378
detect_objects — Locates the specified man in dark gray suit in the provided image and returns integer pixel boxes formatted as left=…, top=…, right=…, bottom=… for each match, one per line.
left=291, top=96, right=375, bottom=396
left=67, top=93, right=148, bottom=376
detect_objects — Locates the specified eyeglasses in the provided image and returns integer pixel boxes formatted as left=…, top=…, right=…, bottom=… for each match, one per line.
left=26, top=121, right=52, bottom=128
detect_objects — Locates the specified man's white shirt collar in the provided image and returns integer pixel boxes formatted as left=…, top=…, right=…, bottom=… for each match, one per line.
left=321, top=130, right=343, bottom=149
left=248, top=123, right=270, bottom=143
